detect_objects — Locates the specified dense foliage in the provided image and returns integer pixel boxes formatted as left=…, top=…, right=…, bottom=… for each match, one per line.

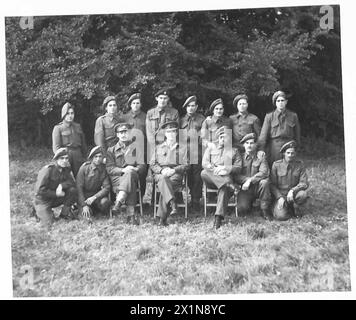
left=6, top=5, right=343, bottom=146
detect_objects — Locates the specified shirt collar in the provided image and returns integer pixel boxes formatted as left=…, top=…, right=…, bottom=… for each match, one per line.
left=238, top=112, right=248, bottom=118
left=211, top=115, right=222, bottom=123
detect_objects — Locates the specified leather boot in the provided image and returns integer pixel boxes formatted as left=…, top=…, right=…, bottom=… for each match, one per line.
left=169, top=200, right=177, bottom=216
left=158, top=217, right=168, bottom=227
left=261, top=208, right=273, bottom=221
left=112, top=200, right=123, bottom=215
left=60, top=205, right=72, bottom=220
left=214, top=215, right=223, bottom=229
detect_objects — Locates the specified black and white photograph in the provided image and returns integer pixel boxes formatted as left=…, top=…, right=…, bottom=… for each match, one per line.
left=1, top=0, right=355, bottom=299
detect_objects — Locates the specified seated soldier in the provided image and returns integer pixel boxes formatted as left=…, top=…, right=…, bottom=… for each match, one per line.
left=33, top=147, right=77, bottom=230
left=106, top=123, right=146, bottom=225
left=234, top=133, right=272, bottom=220
left=150, top=120, right=189, bottom=227
left=76, top=146, right=111, bottom=222
left=201, top=126, right=242, bottom=229
left=270, top=140, right=309, bottom=220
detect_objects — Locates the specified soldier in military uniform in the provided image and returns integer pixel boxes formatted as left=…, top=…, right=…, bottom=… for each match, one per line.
left=33, top=148, right=78, bottom=230
left=146, top=89, right=179, bottom=156
left=120, top=93, right=148, bottom=197
left=230, top=94, right=261, bottom=152
left=94, top=96, right=121, bottom=159
left=179, top=95, right=205, bottom=212
left=201, top=127, right=242, bottom=229
left=270, top=140, right=309, bottom=221
left=234, top=133, right=272, bottom=220
left=106, top=123, right=146, bottom=225
left=150, top=121, right=189, bottom=226
left=52, top=102, right=87, bottom=177
left=201, top=98, right=233, bottom=150
left=76, top=146, right=111, bottom=222
left=258, top=91, right=301, bottom=166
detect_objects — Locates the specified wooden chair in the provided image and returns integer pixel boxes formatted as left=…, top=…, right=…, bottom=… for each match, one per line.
left=153, top=173, right=189, bottom=219
left=202, top=181, right=239, bottom=218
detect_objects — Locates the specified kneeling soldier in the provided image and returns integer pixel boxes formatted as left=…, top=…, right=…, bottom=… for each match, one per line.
left=106, top=123, right=145, bottom=225
left=270, top=140, right=309, bottom=220
left=201, top=127, right=242, bottom=229
left=234, top=133, right=272, bottom=220
left=76, top=146, right=111, bottom=221
left=34, top=148, right=77, bottom=230
left=150, top=121, right=189, bottom=226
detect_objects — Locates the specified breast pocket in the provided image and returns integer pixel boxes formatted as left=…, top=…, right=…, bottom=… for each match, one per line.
left=271, top=120, right=280, bottom=137
left=104, top=123, right=115, bottom=138
left=286, top=120, right=296, bottom=136
left=61, top=129, right=72, bottom=145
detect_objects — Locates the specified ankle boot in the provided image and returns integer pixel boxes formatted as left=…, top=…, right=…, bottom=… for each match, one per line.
left=158, top=217, right=168, bottom=227
left=214, top=215, right=223, bottom=229
left=169, top=200, right=177, bottom=216
left=261, top=209, right=273, bottom=221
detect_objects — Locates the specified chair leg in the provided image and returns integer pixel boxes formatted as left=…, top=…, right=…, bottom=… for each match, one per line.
left=153, top=183, right=157, bottom=218
left=203, top=183, right=207, bottom=218
left=185, top=176, right=188, bottom=219
left=138, top=188, right=143, bottom=216
left=235, top=194, right=238, bottom=218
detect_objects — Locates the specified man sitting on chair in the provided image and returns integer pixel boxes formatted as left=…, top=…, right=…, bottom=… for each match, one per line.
left=150, top=120, right=189, bottom=226
left=106, top=123, right=145, bottom=225
left=201, top=127, right=242, bottom=229
left=234, top=133, right=272, bottom=220
left=76, top=146, right=111, bottom=222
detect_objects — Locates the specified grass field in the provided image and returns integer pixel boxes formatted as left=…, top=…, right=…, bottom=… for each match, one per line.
left=9, top=145, right=350, bottom=297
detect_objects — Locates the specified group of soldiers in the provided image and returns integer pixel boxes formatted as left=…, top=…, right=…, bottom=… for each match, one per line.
left=33, top=89, right=309, bottom=230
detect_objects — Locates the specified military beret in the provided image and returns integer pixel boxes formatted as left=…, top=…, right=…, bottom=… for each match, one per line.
left=182, top=95, right=197, bottom=109
left=155, top=88, right=170, bottom=98
left=280, top=140, right=297, bottom=153
left=127, top=93, right=141, bottom=107
left=209, top=98, right=223, bottom=114
left=88, top=146, right=103, bottom=160
left=61, top=102, right=74, bottom=119
left=160, top=120, right=179, bottom=131
left=114, top=122, right=132, bottom=132
left=240, top=133, right=257, bottom=144
left=53, top=147, right=68, bottom=160
left=272, top=90, right=287, bottom=106
left=233, top=94, right=248, bottom=109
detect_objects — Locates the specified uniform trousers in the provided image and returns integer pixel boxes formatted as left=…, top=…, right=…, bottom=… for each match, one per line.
left=236, top=179, right=271, bottom=213
left=155, top=173, right=184, bottom=220
left=200, top=170, right=232, bottom=217
left=273, top=190, right=308, bottom=220
left=34, top=187, right=77, bottom=227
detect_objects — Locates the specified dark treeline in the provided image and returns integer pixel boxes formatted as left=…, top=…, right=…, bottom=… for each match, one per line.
left=6, top=5, right=342, bottom=147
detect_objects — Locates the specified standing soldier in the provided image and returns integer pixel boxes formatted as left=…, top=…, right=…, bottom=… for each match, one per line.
left=150, top=121, right=189, bottom=227
left=121, top=93, right=148, bottom=197
left=258, top=90, right=301, bottom=166
left=179, top=95, right=205, bottom=212
left=106, top=123, right=146, bottom=225
left=33, top=148, right=77, bottom=230
left=146, top=88, right=179, bottom=156
left=201, top=127, right=242, bottom=229
left=234, top=133, right=272, bottom=220
left=230, top=94, right=261, bottom=152
left=76, top=146, right=111, bottom=222
left=201, top=98, right=233, bottom=150
left=52, top=102, right=87, bottom=177
left=270, top=140, right=309, bottom=221
left=94, top=95, right=120, bottom=158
